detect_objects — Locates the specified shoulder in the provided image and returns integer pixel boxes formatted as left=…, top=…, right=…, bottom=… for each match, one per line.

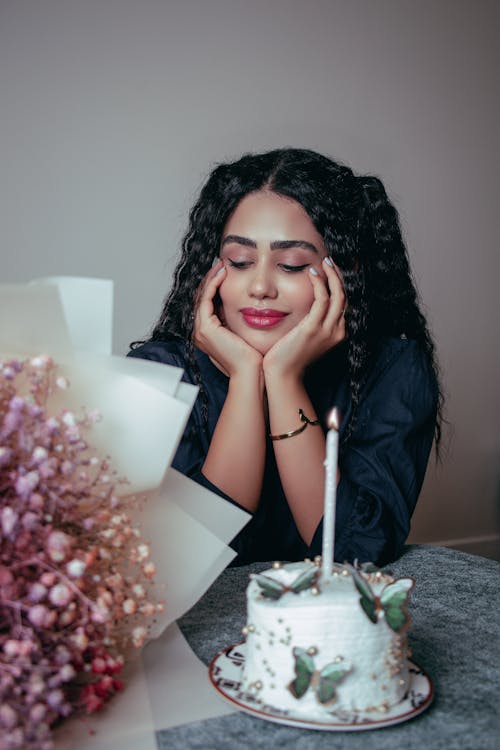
left=363, top=336, right=438, bottom=411
left=126, top=339, right=226, bottom=390
left=127, top=338, right=190, bottom=369
left=370, top=336, right=435, bottom=382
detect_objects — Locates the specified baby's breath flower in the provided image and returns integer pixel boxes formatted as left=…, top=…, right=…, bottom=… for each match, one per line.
left=32, top=445, right=48, bottom=463
left=60, top=459, right=74, bottom=476
left=143, top=562, right=156, bottom=578
left=1, top=356, right=161, bottom=749
left=1, top=506, right=18, bottom=536
left=91, top=605, right=110, bottom=624
left=66, top=558, right=86, bottom=578
left=131, top=626, right=147, bottom=648
left=122, top=598, right=137, bottom=615
left=21, top=511, right=39, bottom=531
left=30, top=355, right=52, bottom=368
left=46, top=689, right=64, bottom=709
left=70, top=628, right=89, bottom=652
left=136, top=543, right=150, bottom=562
left=0, top=446, right=11, bottom=466
left=0, top=702, right=17, bottom=729
left=132, top=583, right=145, bottom=599
left=15, top=470, right=39, bottom=499
left=28, top=604, right=51, bottom=628
left=61, top=411, right=76, bottom=428
left=9, top=395, right=25, bottom=412
left=29, top=492, right=44, bottom=510
left=3, top=640, right=22, bottom=658
left=139, top=602, right=155, bottom=617
left=1, top=365, right=16, bottom=379
left=48, top=583, right=73, bottom=607
left=46, top=530, right=72, bottom=562
left=28, top=582, right=47, bottom=602
left=29, top=704, right=47, bottom=722
left=58, top=664, right=76, bottom=682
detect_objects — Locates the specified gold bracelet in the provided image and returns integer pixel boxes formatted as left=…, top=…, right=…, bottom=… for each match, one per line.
left=269, top=409, right=321, bottom=441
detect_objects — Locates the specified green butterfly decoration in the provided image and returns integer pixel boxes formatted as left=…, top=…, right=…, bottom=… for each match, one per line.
left=288, top=647, right=350, bottom=704
left=252, top=567, right=319, bottom=600
left=347, top=564, right=414, bottom=633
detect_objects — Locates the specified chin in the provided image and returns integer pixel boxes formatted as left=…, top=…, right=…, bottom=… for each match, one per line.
left=241, top=334, right=277, bottom=356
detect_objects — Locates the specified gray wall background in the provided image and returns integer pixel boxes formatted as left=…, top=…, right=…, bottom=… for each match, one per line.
left=1, top=0, right=499, bottom=557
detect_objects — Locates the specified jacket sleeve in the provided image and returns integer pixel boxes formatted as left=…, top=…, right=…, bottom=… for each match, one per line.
left=308, top=339, right=438, bottom=566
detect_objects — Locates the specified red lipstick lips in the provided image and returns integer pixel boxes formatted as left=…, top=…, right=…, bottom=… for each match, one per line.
left=240, top=308, right=288, bottom=329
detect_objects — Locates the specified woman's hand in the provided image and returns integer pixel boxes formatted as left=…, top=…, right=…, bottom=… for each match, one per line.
left=193, top=260, right=263, bottom=377
left=263, top=257, right=346, bottom=380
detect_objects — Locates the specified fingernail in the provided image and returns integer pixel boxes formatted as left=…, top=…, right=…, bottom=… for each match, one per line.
left=324, top=256, right=334, bottom=267
left=211, top=257, right=219, bottom=268
left=309, top=267, right=319, bottom=276
left=216, top=265, right=226, bottom=275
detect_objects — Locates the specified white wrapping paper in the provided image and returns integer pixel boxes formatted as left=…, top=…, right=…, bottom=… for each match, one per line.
left=0, top=277, right=246, bottom=746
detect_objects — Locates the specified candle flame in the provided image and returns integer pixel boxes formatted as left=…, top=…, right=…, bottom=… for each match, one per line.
left=327, top=407, right=340, bottom=431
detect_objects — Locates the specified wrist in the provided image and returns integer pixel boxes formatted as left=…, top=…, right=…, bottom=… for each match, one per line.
left=263, top=364, right=303, bottom=389
left=229, top=364, right=265, bottom=394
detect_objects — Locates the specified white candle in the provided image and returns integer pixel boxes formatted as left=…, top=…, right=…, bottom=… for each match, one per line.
left=322, top=408, right=340, bottom=578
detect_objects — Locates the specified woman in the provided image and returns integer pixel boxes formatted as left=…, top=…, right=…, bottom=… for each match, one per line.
left=128, top=148, right=442, bottom=566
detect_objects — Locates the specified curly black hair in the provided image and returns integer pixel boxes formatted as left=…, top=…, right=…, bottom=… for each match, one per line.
left=132, top=148, right=443, bottom=450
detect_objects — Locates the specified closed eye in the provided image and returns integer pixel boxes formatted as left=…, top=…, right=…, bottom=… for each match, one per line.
left=227, top=259, right=252, bottom=269
left=280, top=264, right=310, bottom=273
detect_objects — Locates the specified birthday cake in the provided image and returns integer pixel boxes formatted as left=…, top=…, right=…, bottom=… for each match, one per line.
left=240, top=559, right=414, bottom=719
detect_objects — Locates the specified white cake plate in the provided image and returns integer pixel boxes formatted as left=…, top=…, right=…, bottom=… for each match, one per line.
left=209, top=643, right=433, bottom=731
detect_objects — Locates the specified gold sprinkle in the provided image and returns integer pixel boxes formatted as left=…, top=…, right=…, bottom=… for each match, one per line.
left=272, top=561, right=282, bottom=569
left=241, top=626, right=249, bottom=636
left=311, top=586, right=320, bottom=596
left=247, top=624, right=255, bottom=633
left=306, top=646, right=318, bottom=656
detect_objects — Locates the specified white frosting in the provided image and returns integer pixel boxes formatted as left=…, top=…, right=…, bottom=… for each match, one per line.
left=241, top=562, right=410, bottom=718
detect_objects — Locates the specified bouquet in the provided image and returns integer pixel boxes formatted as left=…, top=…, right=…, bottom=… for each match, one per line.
left=0, top=276, right=250, bottom=748
left=0, top=355, right=163, bottom=750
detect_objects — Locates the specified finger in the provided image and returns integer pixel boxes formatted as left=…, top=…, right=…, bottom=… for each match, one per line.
left=197, top=264, right=226, bottom=313
left=307, top=266, right=330, bottom=326
left=322, top=257, right=346, bottom=326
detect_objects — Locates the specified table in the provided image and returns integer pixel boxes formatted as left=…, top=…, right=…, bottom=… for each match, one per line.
left=157, top=545, right=499, bottom=750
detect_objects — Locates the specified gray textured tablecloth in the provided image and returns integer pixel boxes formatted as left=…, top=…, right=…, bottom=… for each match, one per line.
left=157, top=545, right=499, bottom=750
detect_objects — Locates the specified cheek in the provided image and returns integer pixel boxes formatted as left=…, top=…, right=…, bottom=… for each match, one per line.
left=218, top=278, right=238, bottom=317
left=286, top=277, right=316, bottom=315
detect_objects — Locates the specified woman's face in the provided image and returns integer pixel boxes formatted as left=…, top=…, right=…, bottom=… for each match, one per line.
left=218, top=190, right=328, bottom=355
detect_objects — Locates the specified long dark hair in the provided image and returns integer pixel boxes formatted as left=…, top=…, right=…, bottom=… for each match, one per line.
left=133, top=148, right=443, bottom=449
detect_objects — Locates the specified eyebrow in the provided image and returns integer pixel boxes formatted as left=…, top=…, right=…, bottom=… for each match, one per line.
left=221, top=235, right=318, bottom=253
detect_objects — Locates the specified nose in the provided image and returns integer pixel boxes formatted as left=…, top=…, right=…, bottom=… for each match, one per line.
left=247, top=261, right=278, bottom=300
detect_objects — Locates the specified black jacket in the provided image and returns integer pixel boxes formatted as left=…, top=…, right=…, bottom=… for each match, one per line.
left=128, top=336, right=437, bottom=566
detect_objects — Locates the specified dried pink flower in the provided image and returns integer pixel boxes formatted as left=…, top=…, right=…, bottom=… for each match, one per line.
left=1, top=356, right=162, bottom=750
left=1, top=506, right=18, bottom=536
left=48, top=583, right=73, bottom=607
left=46, top=530, right=73, bottom=562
